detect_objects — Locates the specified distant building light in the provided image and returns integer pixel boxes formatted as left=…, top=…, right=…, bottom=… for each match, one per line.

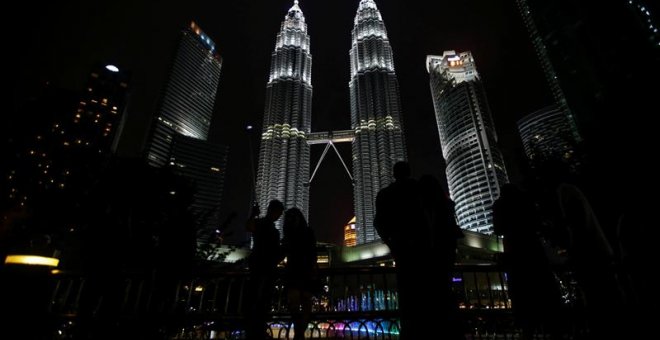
left=169, top=191, right=176, bottom=195
left=105, top=65, right=119, bottom=72
left=5, top=255, right=59, bottom=267
left=210, top=167, right=220, bottom=172
left=452, top=277, right=463, bottom=282
left=194, top=286, right=204, bottom=292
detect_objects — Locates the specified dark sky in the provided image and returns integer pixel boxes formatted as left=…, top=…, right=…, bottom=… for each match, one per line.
left=7, top=0, right=551, bottom=245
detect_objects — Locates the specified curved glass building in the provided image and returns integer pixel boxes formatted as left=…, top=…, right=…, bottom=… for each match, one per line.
left=256, top=1, right=312, bottom=229
left=427, top=51, right=508, bottom=233
left=146, top=21, right=222, bottom=167
left=350, top=0, right=407, bottom=244
left=518, top=105, right=578, bottom=168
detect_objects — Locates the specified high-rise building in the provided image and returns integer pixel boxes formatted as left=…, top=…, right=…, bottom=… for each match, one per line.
left=146, top=21, right=222, bottom=168
left=169, top=134, right=228, bottom=245
left=256, top=0, right=312, bottom=230
left=427, top=51, right=508, bottom=233
left=515, top=0, right=581, bottom=144
left=73, top=64, right=130, bottom=155
left=350, top=0, right=407, bottom=244
left=514, top=0, right=658, bottom=144
left=343, top=216, right=357, bottom=247
left=4, top=64, right=129, bottom=209
left=144, top=22, right=228, bottom=247
left=517, top=105, right=578, bottom=168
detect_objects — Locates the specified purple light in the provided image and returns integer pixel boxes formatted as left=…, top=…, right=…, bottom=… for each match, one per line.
left=452, top=277, right=463, bottom=282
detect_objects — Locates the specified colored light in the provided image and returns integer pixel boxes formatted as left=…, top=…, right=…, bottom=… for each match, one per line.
left=5, top=255, right=59, bottom=267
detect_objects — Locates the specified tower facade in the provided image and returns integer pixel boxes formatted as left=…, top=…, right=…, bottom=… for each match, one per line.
left=515, top=0, right=581, bottom=143
left=256, top=0, right=312, bottom=230
left=144, top=22, right=228, bottom=247
left=169, top=134, right=228, bottom=245
left=427, top=51, right=508, bottom=233
left=350, top=0, right=407, bottom=244
left=517, top=105, right=578, bottom=169
left=146, top=21, right=222, bottom=167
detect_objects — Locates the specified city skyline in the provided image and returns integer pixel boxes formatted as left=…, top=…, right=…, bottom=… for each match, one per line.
left=7, top=0, right=554, bottom=245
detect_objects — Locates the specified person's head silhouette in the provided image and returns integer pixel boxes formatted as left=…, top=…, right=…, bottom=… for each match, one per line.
left=266, top=199, right=285, bottom=221
left=393, top=161, right=411, bottom=181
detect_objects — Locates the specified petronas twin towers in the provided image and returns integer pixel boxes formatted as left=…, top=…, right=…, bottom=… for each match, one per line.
left=256, top=0, right=406, bottom=244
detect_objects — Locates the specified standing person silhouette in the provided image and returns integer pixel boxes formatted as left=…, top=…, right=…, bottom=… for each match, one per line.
left=419, top=174, right=464, bottom=339
left=281, top=207, right=317, bottom=340
left=493, top=183, right=563, bottom=339
left=245, top=199, right=285, bottom=340
left=557, top=182, right=623, bottom=339
left=374, top=161, right=426, bottom=339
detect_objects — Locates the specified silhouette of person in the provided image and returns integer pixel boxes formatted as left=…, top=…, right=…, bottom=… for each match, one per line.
left=556, top=182, right=624, bottom=339
left=245, top=199, right=285, bottom=340
left=281, top=207, right=317, bottom=340
left=418, top=174, right=464, bottom=339
left=493, top=183, right=563, bottom=340
left=374, top=161, right=426, bottom=339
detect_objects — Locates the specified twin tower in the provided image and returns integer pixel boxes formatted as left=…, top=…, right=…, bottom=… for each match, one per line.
left=256, top=0, right=405, bottom=244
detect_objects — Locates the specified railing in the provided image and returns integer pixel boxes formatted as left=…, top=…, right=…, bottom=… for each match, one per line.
left=47, top=265, right=516, bottom=339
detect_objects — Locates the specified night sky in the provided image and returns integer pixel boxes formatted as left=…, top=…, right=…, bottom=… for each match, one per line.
left=7, top=0, right=551, bottom=245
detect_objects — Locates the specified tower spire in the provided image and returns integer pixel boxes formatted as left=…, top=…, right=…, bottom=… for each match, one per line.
left=290, top=0, right=301, bottom=13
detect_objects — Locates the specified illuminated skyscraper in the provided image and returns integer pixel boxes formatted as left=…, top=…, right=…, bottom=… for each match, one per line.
left=350, top=0, right=407, bottom=244
left=144, top=22, right=227, bottom=244
left=256, top=0, right=312, bottom=230
left=427, top=51, right=508, bottom=233
left=146, top=21, right=222, bottom=167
